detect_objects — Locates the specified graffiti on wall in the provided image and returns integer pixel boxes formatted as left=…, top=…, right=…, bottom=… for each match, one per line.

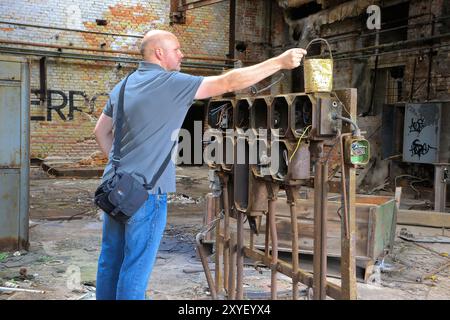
left=408, top=139, right=437, bottom=159
left=31, top=89, right=109, bottom=121
left=408, top=116, right=426, bottom=134
left=403, top=103, right=441, bottom=164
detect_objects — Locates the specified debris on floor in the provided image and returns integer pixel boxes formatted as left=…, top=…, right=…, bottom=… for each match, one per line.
left=1, top=166, right=449, bottom=300
left=399, top=228, right=450, bottom=244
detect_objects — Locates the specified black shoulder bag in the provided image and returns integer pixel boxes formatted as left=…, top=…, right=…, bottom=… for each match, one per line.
left=94, top=72, right=176, bottom=223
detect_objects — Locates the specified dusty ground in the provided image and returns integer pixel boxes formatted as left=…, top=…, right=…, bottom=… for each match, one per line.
left=0, top=164, right=449, bottom=300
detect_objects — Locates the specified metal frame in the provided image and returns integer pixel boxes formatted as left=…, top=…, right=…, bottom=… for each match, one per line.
left=198, top=89, right=362, bottom=300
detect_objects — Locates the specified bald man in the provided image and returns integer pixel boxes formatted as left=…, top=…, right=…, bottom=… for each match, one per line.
left=94, top=30, right=306, bottom=300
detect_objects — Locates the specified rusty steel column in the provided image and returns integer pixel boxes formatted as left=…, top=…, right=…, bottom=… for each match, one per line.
left=286, top=186, right=300, bottom=300
left=236, top=210, right=244, bottom=299
left=214, top=195, right=223, bottom=295
left=320, top=162, right=328, bottom=299
left=290, top=202, right=300, bottom=300
left=221, top=174, right=230, bottom=292
left=196, top=233, right=217, bottom=299
left=312, top=142, right=328, bottom=300
left=228, top=232, right=237, bottom=300
left=266, top=182, right=280, bottom=300
left=268, top=197, right=278, bottom=300
left=264, top=212, right=270, bottom=260
left=250, top=218, right=255, bottom=250
left=204, top=194, right=216, bottom=242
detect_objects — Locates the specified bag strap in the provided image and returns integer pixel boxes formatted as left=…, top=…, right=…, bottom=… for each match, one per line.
left=144, top=139, right=177, bottom=190
left=112, top=71, right=134, bottom=169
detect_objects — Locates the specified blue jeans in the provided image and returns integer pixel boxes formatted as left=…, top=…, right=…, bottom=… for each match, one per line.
left=96, top=194, right=167, bottom=300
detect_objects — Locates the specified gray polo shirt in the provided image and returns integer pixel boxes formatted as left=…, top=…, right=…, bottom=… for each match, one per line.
left=102, top=61, right=203, bottom=194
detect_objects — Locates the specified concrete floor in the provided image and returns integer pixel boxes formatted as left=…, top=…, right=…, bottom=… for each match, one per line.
left=0, top=165, right=449, bottom=300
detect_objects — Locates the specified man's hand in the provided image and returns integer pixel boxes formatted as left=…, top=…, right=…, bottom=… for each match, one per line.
left=195, top=47, right=307, bottom=100
left=276, top=48, right=307, bottom=70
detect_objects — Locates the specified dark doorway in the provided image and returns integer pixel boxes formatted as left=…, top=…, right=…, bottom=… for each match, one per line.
left=179, top=100, right=207, bottom=165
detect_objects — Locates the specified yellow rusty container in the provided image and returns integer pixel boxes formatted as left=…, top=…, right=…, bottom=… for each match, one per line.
left=303, top=38, right=333, bottom=93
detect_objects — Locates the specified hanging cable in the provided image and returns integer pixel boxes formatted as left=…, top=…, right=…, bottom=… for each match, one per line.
left=289, top=125, right=311, bottom=162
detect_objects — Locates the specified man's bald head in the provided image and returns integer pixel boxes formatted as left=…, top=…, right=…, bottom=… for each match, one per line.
left=139, top=30, right=184, bottom=71
left=141, top=30, right=183, bottom=71
left=140, top=30, right=178, bottom=57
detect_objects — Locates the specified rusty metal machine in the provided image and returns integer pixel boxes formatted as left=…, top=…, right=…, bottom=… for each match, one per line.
left=197, top=40, right=372, bottom=300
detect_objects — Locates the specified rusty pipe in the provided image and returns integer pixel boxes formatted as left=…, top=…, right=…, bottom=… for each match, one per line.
left=313, top=157, right=328, bottom=300
left=228, top=232, right=237, bottom=300
left=205, top=194, right=216, bottom=242
left=313, top=155, right=323, bottom=300
left=214, top=196, right=223, bottom=294
left=236, top=210, right=244, bottom=299
left=0, top=38, right=141, bottom=56
left=286, top=185, right=300, bottom=300
left=289, top=200, right=300, bottom=300
left=196, top=232, right=217, bottom=300
left=319, top=162, right=328, bottom=300
left=339, top=133, right=353, bottom=239
left=268, top=194, right=278, bottom=300
left=222, top=176, right=230, bottom=291
left=250, top=219, right=255, bottom=250
left=264, top=212, right=270, bottom=260
left=0, top=38, right=240, bottom=63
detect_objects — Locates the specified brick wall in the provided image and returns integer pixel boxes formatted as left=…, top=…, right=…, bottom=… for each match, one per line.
left=0, top=0, right=230, bottom=158
left=234, top=1, right=290, bottom=95
left=275, top=0, right=449, bottom=103
left=268, top=0, right=450, bottom=188
left=235, top=0, right=269, bottom=61
left=318, top=0, right=450, bottom=105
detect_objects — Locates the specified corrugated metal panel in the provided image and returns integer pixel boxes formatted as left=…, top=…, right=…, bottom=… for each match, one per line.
left=0, top=55, right=30, bottom=251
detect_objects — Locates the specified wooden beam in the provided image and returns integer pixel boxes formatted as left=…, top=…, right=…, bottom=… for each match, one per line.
left=336, top=88, right=358, bottom=300
left=389, top=187, right=402, bottom=250
left=397, top=209, right=450, bottom=228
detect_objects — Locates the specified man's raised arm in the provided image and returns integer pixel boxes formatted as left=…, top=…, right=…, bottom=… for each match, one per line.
left=195, top=48, right=307, bottom=100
